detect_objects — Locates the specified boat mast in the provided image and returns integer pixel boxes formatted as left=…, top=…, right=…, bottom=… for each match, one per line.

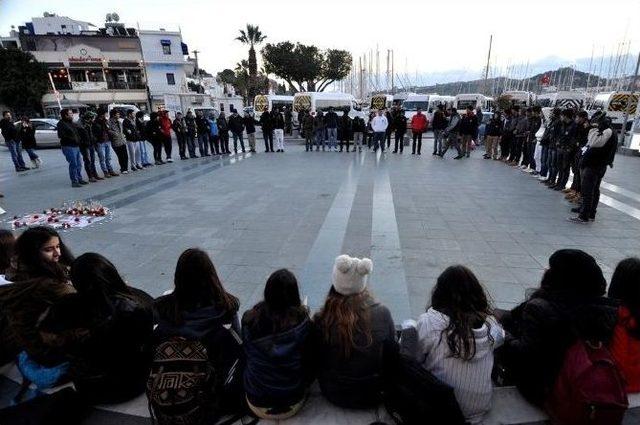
left=482, top=35, right=493, bottom=95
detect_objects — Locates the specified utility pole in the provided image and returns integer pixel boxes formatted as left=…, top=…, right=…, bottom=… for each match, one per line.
left=620, top=49, right=640, bottom=147
left=391, top=50, right=395, bottom=94
left=193, top=49, right=200, bottom=81
left=482, top=35, right=493, bottom=95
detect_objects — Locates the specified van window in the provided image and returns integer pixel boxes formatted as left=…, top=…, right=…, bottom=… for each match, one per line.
left=316, top=99, right=351, bottom=113
left=271, top=101, right=292, bottom=112
left=403, top=101, right=429, bottom=111
left=457, top=99, right=477, bottom=110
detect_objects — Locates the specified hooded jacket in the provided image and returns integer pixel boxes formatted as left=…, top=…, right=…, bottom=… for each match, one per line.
left=242, top=315, right=316, bottom=408
left=581, top=127, right=616, bottom=168
left=413, top=308, right=504, bottom=423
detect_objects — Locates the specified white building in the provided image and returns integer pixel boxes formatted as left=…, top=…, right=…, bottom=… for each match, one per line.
left=138, top=29, right=190, bottom=111
left=28, top=13, right=96, bottom=35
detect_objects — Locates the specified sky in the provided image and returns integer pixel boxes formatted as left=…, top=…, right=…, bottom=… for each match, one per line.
left=2, top=0, right=640, bottom=85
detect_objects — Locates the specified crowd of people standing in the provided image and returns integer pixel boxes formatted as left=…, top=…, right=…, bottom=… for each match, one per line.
left=0, top=226, right=638, bottom=424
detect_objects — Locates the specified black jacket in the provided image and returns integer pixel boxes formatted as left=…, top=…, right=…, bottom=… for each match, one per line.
left=196, top=116, right=210, bottom=134
left=145, top=120, right=162, bottom=143
left=485, top=118, right=503, bottom=137
left=352, top=116, right=366, bottom=133
left=243, top=116, right=256, bottom=134
left=217, top=116, right=229, bottom=132
left=172, top=117, right=186, bottom=136
left=324, top=111, right=338, bottom=129
left=228, top=114, right=244, bottom=134
left=340, top=115, right=352, bottom=132
left=185, top=115, right=197, bottom=136
left=122, top=117, right=139, bottom=142
left=459, top=114, right=478, bottom=136
left=272, top=112, right=285, bottom=130
left=527, top=116, right=542, bottom=142
left=92, top=119, right=110, bottom=144
left=57, top=119, right=81, bottom=147
left=0, top=117, right=17, bottom=141
left=393, top=114, right=407, bottom=133
left=17, top=123, right=37, bottom=149
left=259, top=113, right=272, bottom=132
left=77, top=121, right=95, bottom=148
left=556, top=121, right=577, bottom=150
left=581, top=128, right=618, bottom=168
left=431, top=110, right=447, bottom=131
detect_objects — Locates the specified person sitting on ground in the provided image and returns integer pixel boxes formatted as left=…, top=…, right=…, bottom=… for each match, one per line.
left=314, top=255, right=397, bottom=409
left=494, top=249, right=617, bottom=406
left=607, top=257, right=640, bottom=393
left=38, top=253, right=154, bottom=404
left=0, top=229, right=15, bottom=285
left=242, top=269, right=318, bottom=420
left=0, top=227, right=75, bottom=368
left=401, top=265, right=504, bottom=424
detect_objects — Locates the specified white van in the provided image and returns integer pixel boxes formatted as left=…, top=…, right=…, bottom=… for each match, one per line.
left=292, top=92, right=363, bottom=125
left=454, top=94, right=494, bottom=112
left=402, top=94, right=434, bottom=124
left=588, top=91, right=638, bottom=129
left=535, top=91, right=585, bottom=109
left=254, top=94, right=294, bottom=120
left=499, top=91, right=535, bottom=108
left=370, top=94, right=394, bottom=110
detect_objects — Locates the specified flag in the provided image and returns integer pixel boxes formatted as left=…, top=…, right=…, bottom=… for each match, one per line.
left=540, top=74, right=551, bottom=86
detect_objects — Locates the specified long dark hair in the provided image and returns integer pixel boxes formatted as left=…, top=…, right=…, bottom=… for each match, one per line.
left=315, top=286, right=373, bottom=359
left=608, top=257, right=640, bottom=338
left=431, top=265, right=493, bottom=361
left=70, top=253, right=133, bottom=316
left=244, top=269, right=308, bottom=338
left=171, top=248, right=239, bottom=322
left=0, top=229, right=15, bottom=274
left=10, top=226, right=73, bottom=282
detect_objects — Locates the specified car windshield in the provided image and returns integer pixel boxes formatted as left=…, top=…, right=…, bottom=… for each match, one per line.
left=403, top=101, right=429, bottom=111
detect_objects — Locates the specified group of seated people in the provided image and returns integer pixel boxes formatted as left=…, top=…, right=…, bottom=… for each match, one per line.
left=0, top=226, right=638, bottom=424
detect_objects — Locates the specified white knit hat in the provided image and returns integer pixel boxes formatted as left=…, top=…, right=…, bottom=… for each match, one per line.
left=332, top=255, right=373, bottom=296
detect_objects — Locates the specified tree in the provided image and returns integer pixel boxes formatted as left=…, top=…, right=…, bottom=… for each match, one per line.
left=235, top=24, right=267, bottom=103
left=0, top=48, right=49, bottom=115
left=261, top=42, right=352, bottom=92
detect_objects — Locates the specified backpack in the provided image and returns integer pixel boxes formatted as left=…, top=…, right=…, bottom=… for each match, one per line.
left=384, top=354, right=466, bottom=425
left=546, top=339, right=628, bottom=425
left=147, top=324, right=246, bottom=425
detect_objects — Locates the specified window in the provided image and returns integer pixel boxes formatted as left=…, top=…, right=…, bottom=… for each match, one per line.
left=166, top=73, right=175, bottom=85
left=69, top=69, right=87, bottom=82
left=162, top=44, right=171, bottom=55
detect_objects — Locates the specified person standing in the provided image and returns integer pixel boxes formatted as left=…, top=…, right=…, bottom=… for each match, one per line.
left=352, top=113, right=366, bottom=152
left=16, top=116, right=42, bottom=168
left=569, top=117, right=616, bottom=223
left=499, top=109, right=515, bottom=161
left=208, top=114, right=220, bottom=155
left=272, top=108, right=285, bottom=153
left=522, top=107, right=542, bottom=172
left=77, top=112, right=101, bottom=182
left=384, top=108, right=394, bottom=149
left=228, top=110, right=245, bottom=154
left=57, top=108, right=86, bottom=187
left=284, top=106, right=293, bottom=136
left=313, top=110, right=326, bottom=151
left=107, top=110, right=130, bottom=174
left=184, top=110, right=198, bottom=158
left=92, top=109, right=117, bottom=176
left=135, top=111, right=153, bottom=167
left=259, top=109, right=274, bottom=153
left=459, top=106, right=478, bottom=158
left=145, top=112, right=164, bottom=165
left=538, top=108, right=561, bottom=182
left=195, top=110, right=211, bottom=157
left=302, top=111, right=314, bottom=152
left=1, top=111, right=28, bottom=172
left=483, top=111, right=502, bottom=160
left=431, top=104, right=447, bottom=155
left=123, top=109, right=142, bottom=171
left=244, top=111, right=257, bottom=153
left=324, top=107, right=339, bottom=151
left=410, top=108, right=429, bottom=155
left=371, top=110, right=388, bottom=152
left=566, top=110, right=590, bottom=201
left=392, top=109, right=407, bottom=154
left=550, top=109, right=577, bottom=191
left=509, top=107, right=528, bottom=165
left=159, top=110, right=173, bottom=162
left=339, top=112, right=352, bottom=152
left=438, top=108, right=463, bottom=159
left=172, top=112, right=188, bottom=160
left=217, top=112, right=231, bottom=154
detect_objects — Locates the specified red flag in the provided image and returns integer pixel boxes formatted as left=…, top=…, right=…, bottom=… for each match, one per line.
left=540, top=74, right=551, bottom=86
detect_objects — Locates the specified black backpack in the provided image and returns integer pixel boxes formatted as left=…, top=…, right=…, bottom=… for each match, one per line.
left=147, top=324, right=246, bottom=425
left=384, top=354, right=466, bottom=425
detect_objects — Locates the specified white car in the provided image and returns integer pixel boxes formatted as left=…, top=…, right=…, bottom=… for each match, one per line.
left=15, top=118, right=60, bottom=148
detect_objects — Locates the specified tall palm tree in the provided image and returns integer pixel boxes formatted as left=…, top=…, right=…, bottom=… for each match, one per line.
left=235, top=24, right=267, bottom=102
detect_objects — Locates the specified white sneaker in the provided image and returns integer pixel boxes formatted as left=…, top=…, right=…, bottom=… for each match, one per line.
left=31, top=159, right=38, bottom=168
left=35, top=157, right=43, bottom=167
left=538, top=176, right=547, bottom=181
left=122, top=170, right=129, bottom=174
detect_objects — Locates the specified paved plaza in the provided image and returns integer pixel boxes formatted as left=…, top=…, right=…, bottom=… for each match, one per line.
left=3, top=137, right=640, bottom=321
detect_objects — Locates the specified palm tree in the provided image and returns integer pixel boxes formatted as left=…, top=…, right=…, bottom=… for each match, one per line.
left=235, top=24, right=267, bottom=103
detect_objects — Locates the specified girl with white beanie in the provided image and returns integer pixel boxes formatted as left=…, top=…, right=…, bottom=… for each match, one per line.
left=314, top=255, right=397, bottom=409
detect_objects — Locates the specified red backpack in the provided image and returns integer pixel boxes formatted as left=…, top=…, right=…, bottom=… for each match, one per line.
left=546, top=339, right=628, bottom=425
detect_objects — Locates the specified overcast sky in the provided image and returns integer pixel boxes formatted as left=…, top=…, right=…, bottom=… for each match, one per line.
left=2, top=0, right=639, bottom=81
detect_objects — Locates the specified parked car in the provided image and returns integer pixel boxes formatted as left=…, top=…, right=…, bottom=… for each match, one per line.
left=15, top=118, right=60, bottom=148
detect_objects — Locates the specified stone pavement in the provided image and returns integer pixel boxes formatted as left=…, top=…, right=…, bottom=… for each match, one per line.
left=1, top=137, right=640, bottom=423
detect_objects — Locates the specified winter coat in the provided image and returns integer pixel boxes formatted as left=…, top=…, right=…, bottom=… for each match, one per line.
left=459, top=114, right=478, bottom=136
left=352, top=116, right=366, bottom=133
left=581, top=127, right=617, bottom=168
left=243, top=116, right=256, bottom=134
left=57, top=119, right=81, bottom=147
left=217, top=116, right=229, bottom=133
left=609, top=305, right=640, bottom=392
left=497, top=292, right=617, bottom=406
left=539, top=117, right=560, bottom=147
left=272, top=112, right=285, bottom=130
left=228, top=114, right=244, bottom=134
left=555, top=120, right=577, bottom=150
left=324, top=111, right=338, bottom=129
left=527, top=116, right=542, bottom=142
left=393, top=114, right=407, bottom=133
left=340, top=115, right=352, bottom=134
left=172, top=118, right=186, bottom=136
left=444, top=114, right=461, bottom=135
left=431, top=110, right=447, bottom=131
left=371, top=115, right=389, bottom=133
left=575, top=121, right=590, bottom=148
left=315, top=298, right=397, bottom=409
left=136, top=118, right=147, bottom=141
left=208, top=119, right=219, bottom=137
left=159, top=116, right=172, bottom=138
left=513, top=115, right=529, bottom=138
left=145, top=120, right=162, bottom=144
left=259, top=113, right=272, bottom=132
left=185, top=115, right=197, bottom=136
left=16, top=123, right=37, bottom=149
left=412, top=308, right=504, bottom=423
left=302, top=114, right=315, bottom=134
left=313, top=115, right=325, bottom=132
left=38, top=290, right=154, bottom=404
left=77, top=121, right=95, bottom=148
left=107, top=118, right=126, bottom=147
left=1, top=117, right=17, bottom=142
left=485, top=118, right=503, bottom=137
left=92, top=119, right=110, bottom=144
left=196, top=116, right=210, bottom=134
left=242, top=313, right=317, bottom=408
left=122, top=117, right=140, bottom=142
left=411, top=113, right=428, bottom=133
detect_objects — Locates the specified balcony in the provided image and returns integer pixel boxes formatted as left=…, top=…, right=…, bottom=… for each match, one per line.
left=106, top=81, right=146, bottom=90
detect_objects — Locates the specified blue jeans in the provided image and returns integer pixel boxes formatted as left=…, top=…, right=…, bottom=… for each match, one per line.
left=138, top=140, right=151, bottom=165
left=546, top=147, right=557, bottom=183
left=373, top=132, right=386, bottom=151
left=198, top=133, right=210, bottom=155
left=327, top=128, right=337, bottom=149
left=24, top=148, right=39, bottom=161
left=539, top=145, right=549, bottom=177
left=61, top=146, right=83, bottom=183
left=6, top=140, right=26, bottom=170
left=95, top=142, right=114, bottom=173
left=433, top=129, right=444, bottom=154
left=315, top=129, right=325, bottom=150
